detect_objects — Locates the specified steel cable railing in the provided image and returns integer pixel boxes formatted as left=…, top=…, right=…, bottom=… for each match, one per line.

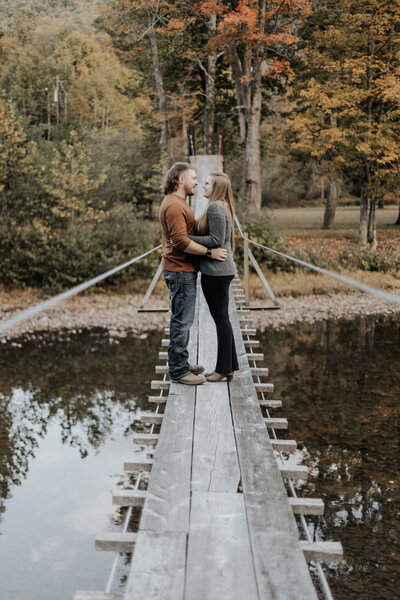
left=0, top=244, right=162, bottom=336
left=234, top=214, right=400, bottom=307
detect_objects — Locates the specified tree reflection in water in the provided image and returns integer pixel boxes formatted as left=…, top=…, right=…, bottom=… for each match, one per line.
left=1, top=317, right=399, bottom=600
left=0, top=329, right=161, bottom=521
left=259, top=315, right=400, bottom=600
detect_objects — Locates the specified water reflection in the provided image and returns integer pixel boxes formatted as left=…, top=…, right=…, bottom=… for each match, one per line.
left=0, top=317, right=399, bottom=600
left=258, top=315, right=400, bottom=600
left=0, top=328, right=161, bottom=600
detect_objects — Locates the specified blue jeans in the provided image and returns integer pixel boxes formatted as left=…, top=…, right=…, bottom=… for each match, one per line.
left=163, top=270, right=197, bottom=380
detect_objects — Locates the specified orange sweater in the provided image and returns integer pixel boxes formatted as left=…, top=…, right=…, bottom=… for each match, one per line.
left=159, top=193, right=199, bottom=272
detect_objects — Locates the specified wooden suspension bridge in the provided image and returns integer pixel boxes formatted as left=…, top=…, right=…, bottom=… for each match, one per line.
left=74, top=156, right=343, bottom=600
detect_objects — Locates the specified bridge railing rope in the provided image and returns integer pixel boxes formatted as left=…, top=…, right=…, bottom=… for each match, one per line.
left=234, top=214, right=400, bottom=307
left=0, top=244, right=162, bottom=336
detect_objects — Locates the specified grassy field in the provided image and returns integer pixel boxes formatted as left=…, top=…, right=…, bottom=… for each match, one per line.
left=270, top=204, right=399, bottom=233
left=245, top=204, right=400, bottom=297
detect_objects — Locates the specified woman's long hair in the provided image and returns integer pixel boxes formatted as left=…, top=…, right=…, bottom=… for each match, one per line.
left=196, top=172, right=235, bottom=250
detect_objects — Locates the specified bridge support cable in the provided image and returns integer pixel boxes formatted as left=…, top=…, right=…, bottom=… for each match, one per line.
left=235, top=216, right=400, bottom=307
left=0, top=244, right=162, bottom=336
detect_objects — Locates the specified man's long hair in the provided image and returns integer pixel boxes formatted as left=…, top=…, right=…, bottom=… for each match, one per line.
left=163, top=162, right=192, bottom=195
left=196, top=172, right=235, bottom=251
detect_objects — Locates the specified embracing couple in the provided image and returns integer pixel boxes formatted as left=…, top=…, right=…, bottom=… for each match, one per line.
left=160, top=162, right=239, bottom=386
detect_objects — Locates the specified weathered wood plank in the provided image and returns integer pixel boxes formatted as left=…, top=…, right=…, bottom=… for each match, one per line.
left=124, top=459, right=153, bottom=472
left=259, top=399, right=281, bottom=408
left=137, top=393, right=194, bottom=532
left=229, top=289, right=318, bottom=600
left=124, top=531, right=187, bottom=600
left=74, top=593, right=123, bottom=600
left=151, top=380, right=170, bottom=390
left=300, top=541, right=343, bottom=562
left=245, top=353, right=264, bottom=361
left=95, top=532, right=137, bottom=552
left=279, top=464, right=309, bottom=479
left=132, top=433, right=159, bottom=446
left=140, top=412, right=163, bottom=424
left=250, top=367, right=269, bottom=376
left=139, top=293, right=199, bottom=533
left=265, top=417, right=288, bottom=429
left=255, top=382, right=274, bottom=392
left=244, top=340, right=260, bottom=346
left=148, top=395, right=167, bottom=404
left=112, top=490, right=146, bottom=507
left=185, top=492, right=258, bottom=600
left=271, top=439, right=297, bottom=452
left=289, top=497, right=324, bottom=515
left=155, top=365, right=169, bottom=374
left=191, top=295, right=240, bottom=493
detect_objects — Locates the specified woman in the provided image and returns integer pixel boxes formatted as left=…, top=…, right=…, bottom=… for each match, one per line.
left=189, top=172, right=239, bottom=382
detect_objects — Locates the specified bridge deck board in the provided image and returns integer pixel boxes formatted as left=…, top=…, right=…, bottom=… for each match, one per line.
left=185, top=491, right=258, bottom=600
left=191, top=296, right=240, bottom=493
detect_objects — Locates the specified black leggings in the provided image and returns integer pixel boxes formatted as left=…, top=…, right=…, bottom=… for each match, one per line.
left=201, top=274, right=239, bottom=375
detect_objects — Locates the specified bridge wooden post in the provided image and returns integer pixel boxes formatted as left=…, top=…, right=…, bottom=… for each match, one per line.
left=244, top=231, right=249, bottom=306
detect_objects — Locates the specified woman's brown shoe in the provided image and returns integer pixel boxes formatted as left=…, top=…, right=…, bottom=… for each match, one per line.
left=206, top=371, right=234, bottom=382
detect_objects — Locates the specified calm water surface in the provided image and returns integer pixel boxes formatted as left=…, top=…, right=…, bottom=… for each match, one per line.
left=0, top=329, right=162, bottom=600
left=258, top=315, right=400, bottom=600
left=0, top=316, right=399, bottom=600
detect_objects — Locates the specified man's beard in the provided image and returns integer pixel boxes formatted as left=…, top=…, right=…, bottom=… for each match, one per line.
left=184, top=183, right=195, bottom=197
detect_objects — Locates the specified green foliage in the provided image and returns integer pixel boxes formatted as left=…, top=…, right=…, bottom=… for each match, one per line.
left=238, top=211, right=297, bottom=273
left=0, top=99, right=36, bottom=194
left=338, top=248, right=400, bottom=273
left=0, top=205, right=160, bottom=291
left=40, top=130, right=107, bottom=223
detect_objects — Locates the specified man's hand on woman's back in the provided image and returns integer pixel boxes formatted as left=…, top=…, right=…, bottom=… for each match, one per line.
left=211, top=248, right=227, bottom=261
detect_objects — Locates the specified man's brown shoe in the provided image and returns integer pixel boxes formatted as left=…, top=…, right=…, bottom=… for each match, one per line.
left=189, top=364, right=205, bottom=374
left=172, top=373, right=207, bottom=385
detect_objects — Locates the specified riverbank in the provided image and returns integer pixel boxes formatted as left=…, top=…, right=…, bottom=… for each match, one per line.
left=1, top=288, right=400, bottom=340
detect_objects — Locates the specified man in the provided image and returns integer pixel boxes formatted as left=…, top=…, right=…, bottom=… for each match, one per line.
left=160, top=162, right=227, bottom=385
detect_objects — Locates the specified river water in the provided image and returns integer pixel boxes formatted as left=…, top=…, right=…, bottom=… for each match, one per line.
left=0, top=316, right=399, bottom=600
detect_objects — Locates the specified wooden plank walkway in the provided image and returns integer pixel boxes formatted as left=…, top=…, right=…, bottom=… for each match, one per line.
left=120, top=287, right=320, bottom=600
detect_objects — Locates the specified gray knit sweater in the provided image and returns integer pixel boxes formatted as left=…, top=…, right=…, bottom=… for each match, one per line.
left=189, top=201, right=237, bottom=276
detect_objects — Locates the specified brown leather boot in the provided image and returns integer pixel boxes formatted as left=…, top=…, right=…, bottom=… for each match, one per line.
left=172, top=373, right=207, bottom=385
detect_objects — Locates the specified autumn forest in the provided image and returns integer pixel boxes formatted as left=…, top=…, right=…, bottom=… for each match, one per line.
left=1, top=0, right=400, bottom=289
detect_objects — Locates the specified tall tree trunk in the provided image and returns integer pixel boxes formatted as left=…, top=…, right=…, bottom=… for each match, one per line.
left=359, top=186, right=369, bottom=246
left=244, top=86, right=262, bottom=213
left=323, top=175, right=339, bottom=229
left=230, top=50, right=262, bottom=214
left=203, top=13, right=217, bottom=154
left=182, top=118, right=188, bottom=159
left=148, top=20, right=170, bottom=177
left=367, top=198, right=377, bottom=248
